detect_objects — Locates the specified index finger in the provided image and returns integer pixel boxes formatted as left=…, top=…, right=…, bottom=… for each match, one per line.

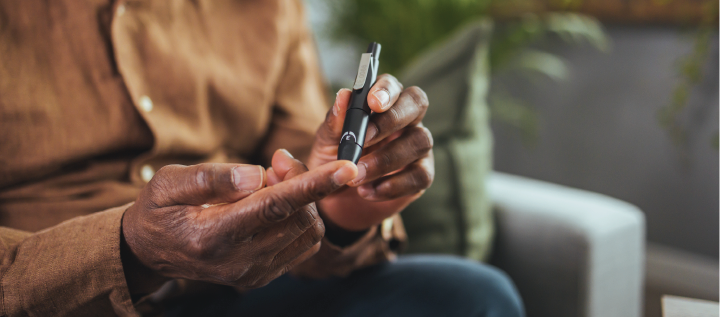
left=367, top=74, right=403, bottom=113
left=211, top=160, right=358, bottom=235
left=147, top=163, right=266, bottom=207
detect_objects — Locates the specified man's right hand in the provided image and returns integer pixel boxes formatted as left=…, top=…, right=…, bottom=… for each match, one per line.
left=121, top=153, right=358, bottom=292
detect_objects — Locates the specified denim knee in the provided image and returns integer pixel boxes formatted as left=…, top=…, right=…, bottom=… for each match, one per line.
left=394, top=255, right=525, bottom=317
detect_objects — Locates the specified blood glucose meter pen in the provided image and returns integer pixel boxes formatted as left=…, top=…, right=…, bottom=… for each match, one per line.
left=337, top=42, right=381, bottom=164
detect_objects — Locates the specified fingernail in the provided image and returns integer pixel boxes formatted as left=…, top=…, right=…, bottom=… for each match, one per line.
left=351, top=163, right=367, bottom=185
left=365, top=124, right=378, bottom=143
left=332, top=97, right=339, bottom=117
left=280, top=149, right=294, bottom=159
left=333, top=89, right=343, bottom=117
left=233, top=165, right=265, bottom=191
left=358, top=184, right=376, bottom=199
left=373, top=90, right=390, bottom=111
left=333, top=162, right=357, bottom=185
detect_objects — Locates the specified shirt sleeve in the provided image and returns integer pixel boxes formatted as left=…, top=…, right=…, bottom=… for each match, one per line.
left=0, top=204, right=138, bottom=317
left=261, top=0, right=329, bottom=165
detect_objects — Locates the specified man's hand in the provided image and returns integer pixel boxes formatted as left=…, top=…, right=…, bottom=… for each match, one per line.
left=308, top=74, right=434, bottom=232
left=121, top=158, right=358, bottom=293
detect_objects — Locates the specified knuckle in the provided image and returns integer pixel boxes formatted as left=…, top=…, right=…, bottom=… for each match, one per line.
left=298, top=178, right=330, bottom=202
left=373, top=151, right=394, bottom=172
left=259, top=192, right=294, bottom=223
left=310, top=219, right=325, bottom=244
left=421, top=126, right=434, bottom=148
left=215, top=268, right=246, bottom=285
left=145, top=178, right=173, bottom=208
left=415, top=166, right=434, bottom=189
left=278, top=264, right=292, bottom=277
left=292, top=208, right=316, bottom=233
left=410, top=127, right=434, bottom=153
left=252, top=242, right=277, bottom=262
left=406, top=86, right=429, bottom=109
left=186, top=233, right=215, bottom=260
left=374, top=181, right=395, bottom=200
left=383, top=106, right=403, bottom=127
left=192, top=164, right=212, bottom=190
left=294, top=219, right=324, bottom=250
left=154, top=164, right=177, bottom=179
left=148, top=165, right=180, bottom=191
left=283, top=262, right=297, bottom=275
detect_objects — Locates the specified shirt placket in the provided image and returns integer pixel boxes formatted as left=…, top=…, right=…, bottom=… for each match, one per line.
left=111, top=0, right=159, bottom=185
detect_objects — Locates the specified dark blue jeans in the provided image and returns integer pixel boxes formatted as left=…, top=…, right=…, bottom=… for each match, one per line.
left=167, top=255, right=525, bottom=317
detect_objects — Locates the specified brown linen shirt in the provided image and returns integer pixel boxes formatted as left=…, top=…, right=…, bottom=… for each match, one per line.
left=0, top=0, right=405, bottom=316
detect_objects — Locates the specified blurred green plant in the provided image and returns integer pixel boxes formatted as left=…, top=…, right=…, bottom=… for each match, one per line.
left=323, top=0, right=609, bottom=144
left=487, top=12, right=608, bottom=143
left=657, top=0, right=718, bottom=151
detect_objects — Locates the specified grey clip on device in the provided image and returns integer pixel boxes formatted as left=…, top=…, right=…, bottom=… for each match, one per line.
left=337, top=42, right=381, bottom=164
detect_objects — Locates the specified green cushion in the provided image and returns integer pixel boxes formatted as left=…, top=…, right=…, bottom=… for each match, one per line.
left=399, top=20, right=495, bottom=262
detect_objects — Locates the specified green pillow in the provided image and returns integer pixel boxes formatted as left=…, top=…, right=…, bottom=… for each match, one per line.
left=399, top=20, right=495, bottom=262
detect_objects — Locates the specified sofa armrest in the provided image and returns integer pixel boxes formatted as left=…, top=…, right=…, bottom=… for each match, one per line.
left=487, top=172, right=645, bottom=317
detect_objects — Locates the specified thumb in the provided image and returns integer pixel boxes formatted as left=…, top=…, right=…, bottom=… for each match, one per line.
left=146, top=163, right=266, bottom=207
left=315, top=89, right=352, bottom=147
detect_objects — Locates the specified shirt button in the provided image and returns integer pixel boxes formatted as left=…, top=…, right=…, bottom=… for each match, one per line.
left=116, top=4, right=126, bottom=17
left=140, top=165, right=155, bottom=183
left=139, top=95, right=153, bottom=112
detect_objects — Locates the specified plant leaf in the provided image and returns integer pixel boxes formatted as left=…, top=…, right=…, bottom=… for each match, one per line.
left=545, top=13, right=610, bottom=52
left=512, top=49, right=569, bottom=81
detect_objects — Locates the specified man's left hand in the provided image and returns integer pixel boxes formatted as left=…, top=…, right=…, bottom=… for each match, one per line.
left=307, top=74, right=434, bottom=232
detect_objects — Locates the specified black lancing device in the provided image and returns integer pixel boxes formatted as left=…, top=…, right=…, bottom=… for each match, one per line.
left=338, top=42, right=381, bottom=164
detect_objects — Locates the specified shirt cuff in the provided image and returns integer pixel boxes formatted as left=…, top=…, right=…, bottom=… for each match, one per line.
left=290, top=214, right=407, bottom=279
left=1, top=203, right=138, bottom=316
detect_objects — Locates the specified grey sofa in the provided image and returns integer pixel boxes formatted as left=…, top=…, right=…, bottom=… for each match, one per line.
left=488, top=172, right=645, bottom=317
left=391, top=18, right=646, bottom=317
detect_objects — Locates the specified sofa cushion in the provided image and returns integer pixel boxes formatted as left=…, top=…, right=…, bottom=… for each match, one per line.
left=399, top=20, right=495, bottom=261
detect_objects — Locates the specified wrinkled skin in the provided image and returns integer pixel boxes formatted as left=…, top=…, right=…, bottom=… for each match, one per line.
left=122, top=155, right=358, bottom=291
left=310, top=74, right=435, bottom=231
left=121, top=73, right=434, bottom=294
